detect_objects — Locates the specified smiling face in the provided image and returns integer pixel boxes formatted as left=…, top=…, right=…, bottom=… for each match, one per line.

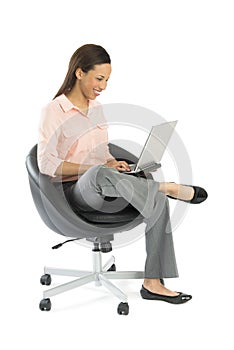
left=75, top=64, right=112, bottom=100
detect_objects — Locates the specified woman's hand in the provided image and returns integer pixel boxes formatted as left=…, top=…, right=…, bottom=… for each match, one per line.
left=105, top=159, right=131, bottom=172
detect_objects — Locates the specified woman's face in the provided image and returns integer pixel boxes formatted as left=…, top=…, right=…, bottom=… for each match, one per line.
left=76, top=64, right=112, bottom=100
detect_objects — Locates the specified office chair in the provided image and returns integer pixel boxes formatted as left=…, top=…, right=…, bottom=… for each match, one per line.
left=26, top=144, right=150, bottom=315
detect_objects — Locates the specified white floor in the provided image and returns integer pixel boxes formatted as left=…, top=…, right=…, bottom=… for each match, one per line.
left=2, top=201, right=233, bottom=350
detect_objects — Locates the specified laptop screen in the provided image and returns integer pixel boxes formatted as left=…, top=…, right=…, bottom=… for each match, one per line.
left=135, top=121, right=177, bottom=172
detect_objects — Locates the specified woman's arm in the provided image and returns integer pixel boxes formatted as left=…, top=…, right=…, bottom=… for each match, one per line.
left=55, top=159, right=131, bottom=176
left=55, top=161, right=92, bottom=176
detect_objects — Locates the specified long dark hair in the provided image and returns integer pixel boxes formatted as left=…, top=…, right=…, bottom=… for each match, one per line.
left=53, top=44, right=111, bottom=99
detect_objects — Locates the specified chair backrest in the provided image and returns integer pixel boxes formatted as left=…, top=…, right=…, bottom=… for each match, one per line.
left=26, top=144, right=143, bottom=239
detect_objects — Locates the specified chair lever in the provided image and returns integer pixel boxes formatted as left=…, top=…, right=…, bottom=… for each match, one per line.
left=52, top=238, right=81, bottom=249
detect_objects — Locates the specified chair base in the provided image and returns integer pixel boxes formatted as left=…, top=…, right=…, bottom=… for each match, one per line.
left=40, top=248, right=144, bottom=315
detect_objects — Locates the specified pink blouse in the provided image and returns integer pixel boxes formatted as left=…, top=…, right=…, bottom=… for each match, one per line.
left=37, top=94, right=114, bottom=181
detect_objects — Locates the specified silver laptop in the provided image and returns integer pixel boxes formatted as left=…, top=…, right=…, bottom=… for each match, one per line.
left=124, top=120, right=177, bottom=174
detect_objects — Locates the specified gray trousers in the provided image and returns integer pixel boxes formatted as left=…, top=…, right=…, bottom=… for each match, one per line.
left=66, top=165, right=179, bottom=279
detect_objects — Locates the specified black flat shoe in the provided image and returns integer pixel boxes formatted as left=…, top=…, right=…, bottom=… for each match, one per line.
left=167, top=185, right=208, bottom=204
left=140, top=285, right=192, bottom=304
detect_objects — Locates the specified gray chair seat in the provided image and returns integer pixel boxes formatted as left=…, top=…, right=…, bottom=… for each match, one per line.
left=76, top=203, right=140, bottom=224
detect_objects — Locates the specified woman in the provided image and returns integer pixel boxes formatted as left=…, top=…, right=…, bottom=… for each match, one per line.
left=38, top=44, right=207, bottom=304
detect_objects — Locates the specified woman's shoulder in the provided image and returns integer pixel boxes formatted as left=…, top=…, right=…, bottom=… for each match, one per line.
left=42, top=95, right=64, bottom=113
left=39, top=95, right=66, bottom=128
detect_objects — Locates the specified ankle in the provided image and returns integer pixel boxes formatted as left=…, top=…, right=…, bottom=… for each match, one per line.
left=159, top=182, right=177, bottom=196
left=167, top=183, right=179, bottom=197
left=144, top=278, right=162, bottom=288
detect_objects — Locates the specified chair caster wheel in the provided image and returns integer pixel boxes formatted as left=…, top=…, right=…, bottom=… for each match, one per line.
left=108, top=264, right=116, bottom=272
left=40, top=274, right=51, bottom=285
left=39, top=298, right=51, bottom=311
left=117, top=302, right=129, bottom=315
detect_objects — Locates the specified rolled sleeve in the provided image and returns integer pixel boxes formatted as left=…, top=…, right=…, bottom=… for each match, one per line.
left=37, top=105, right=64, bottom=177
left=38, top=148, right=64, bottom=177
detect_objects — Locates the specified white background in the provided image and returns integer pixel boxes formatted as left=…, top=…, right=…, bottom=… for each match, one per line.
left=1, top=0, right=233, bottom=349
